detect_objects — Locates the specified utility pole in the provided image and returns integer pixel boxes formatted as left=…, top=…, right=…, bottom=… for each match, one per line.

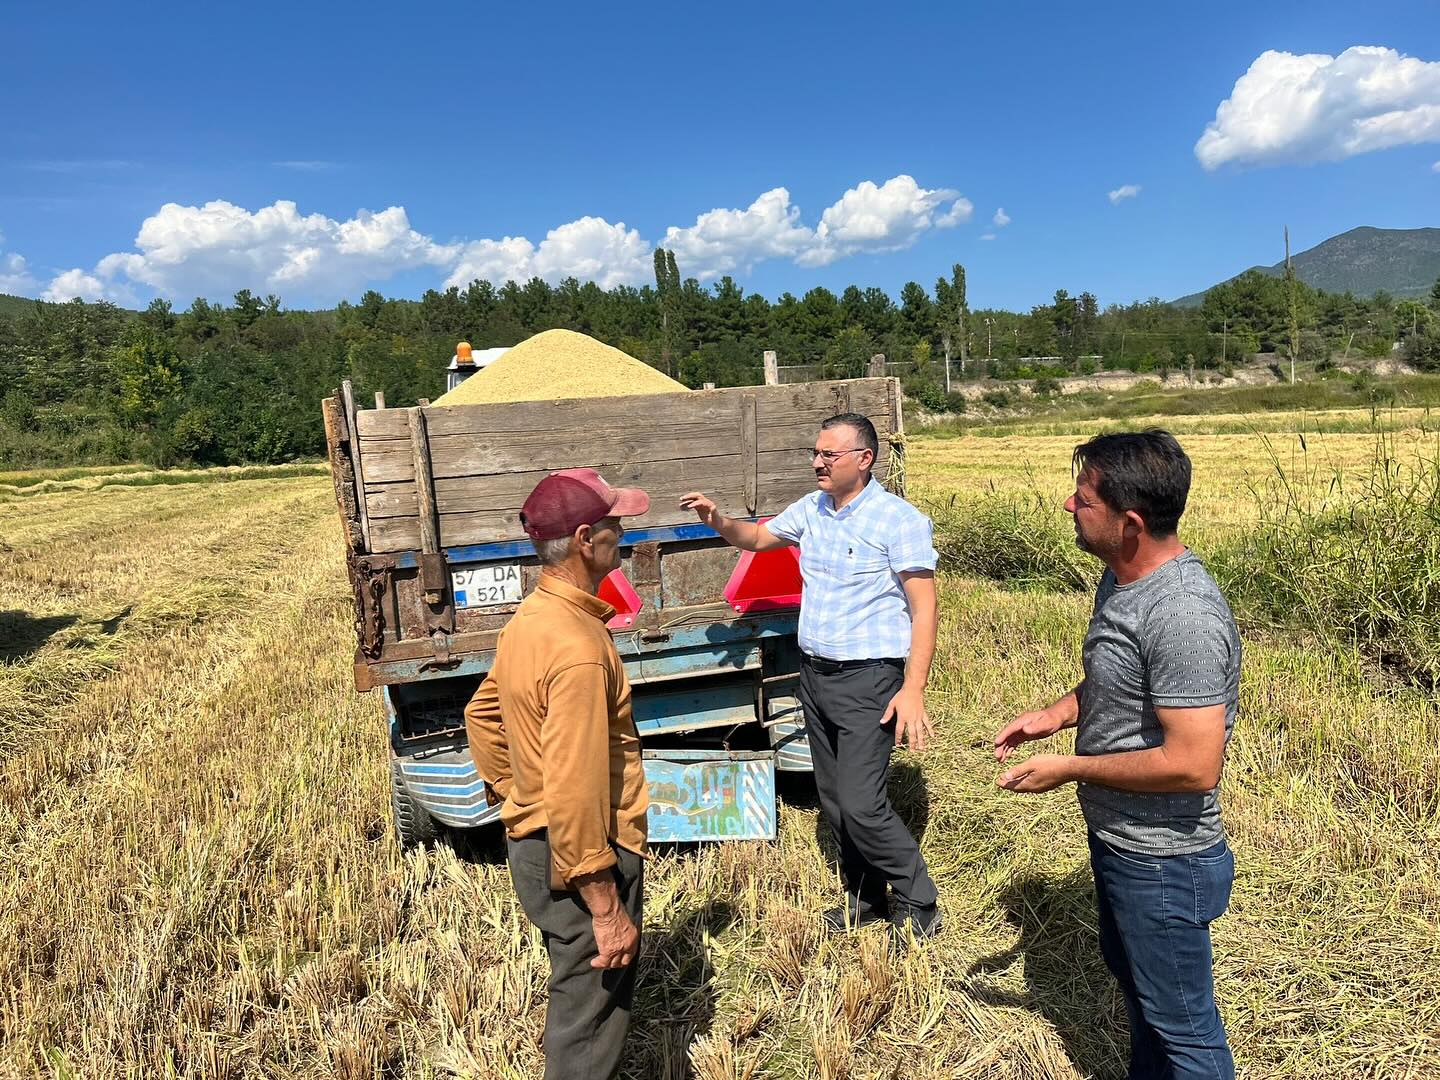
left=1221, top=317, right=1227, bottom=366
left=1284, top=226, right=1298, bottom=385
left=985, top=317, right=993, bottom=361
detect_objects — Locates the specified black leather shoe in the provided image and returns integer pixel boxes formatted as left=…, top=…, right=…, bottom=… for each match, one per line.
left=821, top=902, right=888, bottom=933
left=889, top=903, right=942, bottom=941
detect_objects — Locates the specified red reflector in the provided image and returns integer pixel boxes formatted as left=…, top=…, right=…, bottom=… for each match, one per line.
left=724, top=542, right=803, bottom=614
left=598, top=569, right=643, bottom=628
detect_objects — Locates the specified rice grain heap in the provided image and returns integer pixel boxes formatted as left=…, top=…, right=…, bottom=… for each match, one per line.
left=433, top=329, right=687, bottom=405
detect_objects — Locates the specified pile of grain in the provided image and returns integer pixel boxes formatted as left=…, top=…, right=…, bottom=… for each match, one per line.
left=433, top=329, right=686, bottom=405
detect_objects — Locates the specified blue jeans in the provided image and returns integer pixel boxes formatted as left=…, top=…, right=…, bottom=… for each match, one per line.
left=1088, top=832, right=1236, bottom=1080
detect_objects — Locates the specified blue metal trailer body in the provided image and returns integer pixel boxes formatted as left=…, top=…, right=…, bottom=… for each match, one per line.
left=383, top=525, right=813, bottom=844
left=324, top=375, right=904, bottom=850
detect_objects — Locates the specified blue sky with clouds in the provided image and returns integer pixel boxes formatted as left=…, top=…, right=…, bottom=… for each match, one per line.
left=1, top=1, right=1437, bottom=310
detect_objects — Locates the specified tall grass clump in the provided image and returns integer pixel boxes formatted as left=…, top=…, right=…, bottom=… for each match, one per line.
left=1212, top=435, right=1440, bottom=687
left=928, top=487, right=1098, bottom=592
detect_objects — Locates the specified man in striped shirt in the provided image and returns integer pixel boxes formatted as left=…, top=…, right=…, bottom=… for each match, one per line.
left=681, top=412, right=942, bottom=939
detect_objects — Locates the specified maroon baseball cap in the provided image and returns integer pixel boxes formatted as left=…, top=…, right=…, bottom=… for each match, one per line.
left=520, top=468, right=650, bottom=541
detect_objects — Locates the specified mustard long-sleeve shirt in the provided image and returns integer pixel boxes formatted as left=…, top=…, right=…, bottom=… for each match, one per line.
left=464, top=574, right=648, bottom=890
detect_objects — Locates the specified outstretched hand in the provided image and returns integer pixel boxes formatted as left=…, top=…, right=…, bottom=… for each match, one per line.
left=993, top=709, right=1064, bottom=762
left=995, top=753, right=1073, bottom=793
left=679, top=492, right=720, bottom=528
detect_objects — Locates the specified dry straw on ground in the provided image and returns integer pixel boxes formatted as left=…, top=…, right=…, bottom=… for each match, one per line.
left=433, top=329, right=686, bottom=406
left=2, top=422, right=1437, bottom=1078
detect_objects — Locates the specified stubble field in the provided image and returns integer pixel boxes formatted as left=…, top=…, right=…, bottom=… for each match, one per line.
left=2, top=408, right=1437, bottom=1079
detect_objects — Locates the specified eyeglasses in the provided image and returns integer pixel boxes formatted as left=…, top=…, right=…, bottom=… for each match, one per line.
left=809, top=448, right=867, bottom=464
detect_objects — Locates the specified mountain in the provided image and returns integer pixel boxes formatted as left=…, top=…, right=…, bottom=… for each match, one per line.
left=1174, top=226, right=1440, bottom=306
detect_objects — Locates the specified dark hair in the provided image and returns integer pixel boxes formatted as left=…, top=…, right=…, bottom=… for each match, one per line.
left=1071, top=429, right=1191, bottom=537
left=820, top=413, right=879, bottom=460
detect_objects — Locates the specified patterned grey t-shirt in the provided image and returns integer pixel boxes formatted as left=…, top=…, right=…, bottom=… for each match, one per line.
left=1076, top=550, right=1240, bottom=855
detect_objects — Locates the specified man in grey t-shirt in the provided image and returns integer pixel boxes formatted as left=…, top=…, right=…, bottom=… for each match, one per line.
left=992, top=430, right=1239, bottom=1080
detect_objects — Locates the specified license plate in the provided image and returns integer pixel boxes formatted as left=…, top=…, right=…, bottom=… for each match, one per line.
left=451, top=563, right=523, bottom=609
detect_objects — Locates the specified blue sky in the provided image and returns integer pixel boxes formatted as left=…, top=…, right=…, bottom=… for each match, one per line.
left=1, top=1, right=1437, bottom=311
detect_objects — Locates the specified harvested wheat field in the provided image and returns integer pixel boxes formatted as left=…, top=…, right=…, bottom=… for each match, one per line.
left=434, top=330, right=686, bottom=406
left=2, top=424, right=1438, bottom=1079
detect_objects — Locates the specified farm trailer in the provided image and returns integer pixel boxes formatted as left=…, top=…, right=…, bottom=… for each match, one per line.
left=321, top=376, right=906, bottom=847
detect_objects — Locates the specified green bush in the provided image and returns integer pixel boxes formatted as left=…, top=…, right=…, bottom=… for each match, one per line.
left=981, top=388, right=1012, bottom=409
left=1404, top=327, right=1440, bottom=372
left=903, top=376, right=950, bottom=412
left=1032, top=375, right=1062, bottom=397
left=1210, top=438, right=1440, bottom=686
left=943, top=392, right=969, bottom=414
left=928, top=492, right=1097, bottom=592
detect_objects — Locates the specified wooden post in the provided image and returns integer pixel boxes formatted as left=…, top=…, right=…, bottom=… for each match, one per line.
left=417, top=397, right=431, bottom=407
left=763, top=350, right=778, bottom=386
left=408, top=407, right=441, bottom=559
left=408, top=405, right=453, bottom=647
left=741, top=393, right=758, bottom=516
left=374, top=391, right=386, bottom=409
left=868, top=353, right=886, bottom=378
left=340, top=379, right=372, bottom=552
left=703, top=381, right=716, bottom=390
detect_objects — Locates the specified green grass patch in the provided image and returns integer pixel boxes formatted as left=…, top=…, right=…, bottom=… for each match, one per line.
left=919, top=374, right=1440, bottom=438
left=929, top=433, right=1440, bottom=688
left=0, top=462, right=328, bottom=499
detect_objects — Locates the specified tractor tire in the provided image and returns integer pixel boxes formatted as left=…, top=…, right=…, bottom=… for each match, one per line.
left=390, top=756, right=440, bottom=849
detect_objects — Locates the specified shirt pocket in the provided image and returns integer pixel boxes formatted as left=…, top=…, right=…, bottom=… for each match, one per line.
left=842, top=551, right=891, bottom=581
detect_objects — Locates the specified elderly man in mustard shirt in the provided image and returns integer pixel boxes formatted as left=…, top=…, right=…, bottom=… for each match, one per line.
left=464, top=468, right=650, bottom=1080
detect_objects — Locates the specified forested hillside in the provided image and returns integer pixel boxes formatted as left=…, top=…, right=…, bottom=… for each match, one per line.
left=3, top=255, right=1438, bottom=467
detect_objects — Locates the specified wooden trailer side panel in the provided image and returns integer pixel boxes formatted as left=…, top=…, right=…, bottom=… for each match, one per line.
left=352, top=379, right=900, bottom=554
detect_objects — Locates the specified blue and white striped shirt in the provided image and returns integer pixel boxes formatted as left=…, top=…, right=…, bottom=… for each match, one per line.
left=766, top=479, right=938, bottom=661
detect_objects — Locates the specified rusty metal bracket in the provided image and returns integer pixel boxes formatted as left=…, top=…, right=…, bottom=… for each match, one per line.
left=417, top=551, right=456, bottom=645
left=419, top=628, right=455, bottom=672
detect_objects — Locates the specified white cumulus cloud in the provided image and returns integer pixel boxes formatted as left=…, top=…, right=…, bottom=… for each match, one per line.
left=1195, top=46, right=1440, bottom=170
left=659, top=188, right=816, bottom=281
left=0, top=233, right=38, bottom=295
left=43, top=174, right=979, bottom=304
left=993, top=207, right=1011, bottom=227
left=1433, top=160, right=1440, bottom=172
left=45, top=200, right=459, bottom=304
left=446, top=216, right=650, bottom=290
left=44, top=268, right=126, bottom=304
left=1108, top=184, right=1142, bottom=204
left=799, top=175, right=971, bottom=268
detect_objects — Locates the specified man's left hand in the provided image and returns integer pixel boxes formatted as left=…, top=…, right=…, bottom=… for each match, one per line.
left=883, top=685, right=933, bottom=752
left=995, top=754, right=1075, bottom=793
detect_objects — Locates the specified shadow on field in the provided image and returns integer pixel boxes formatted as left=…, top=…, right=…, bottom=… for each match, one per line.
left=0, top=610, right=79, bottom=661
left=624, top=899, right=735, bottom=1080
left=807, top=760, right=931, bottom=885
left=965, top=869, right=1129, bottom=1080
left=447, top=825, right=508, bottom=866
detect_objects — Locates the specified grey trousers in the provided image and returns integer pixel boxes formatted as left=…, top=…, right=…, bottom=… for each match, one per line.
left=798, top=658, right=939, bottom=910
left=507, top=833, right=645, bottom=1080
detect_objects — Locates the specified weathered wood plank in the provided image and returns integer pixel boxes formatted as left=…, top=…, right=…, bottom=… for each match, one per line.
left=366, top=465, right=823, bottom=552
left=340, top=380, right=372, bottom=552
left=357, top=393, right=894, bottom=484
left=407, top=408, right=440, bottom=554
left=321, top=396, right=362, bottom=552
left=363, top=445, right=887, bottom=535
left=365, top=454, right=743, bottom=520
left=741, top=393, right=758, bottom=515
left=355, top=378, right=892, bottom=441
